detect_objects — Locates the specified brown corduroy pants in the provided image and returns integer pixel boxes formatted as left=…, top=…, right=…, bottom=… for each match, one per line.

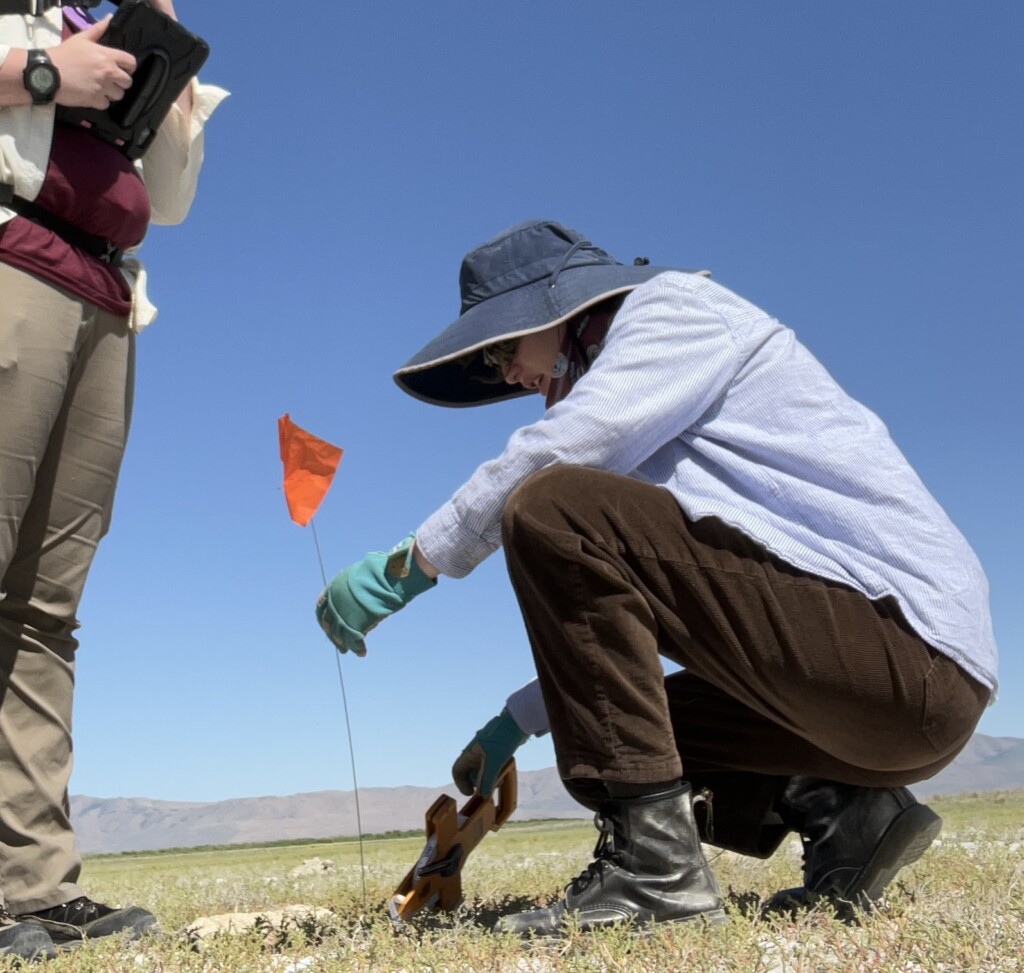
left=501, top=467, right=989, bottom=856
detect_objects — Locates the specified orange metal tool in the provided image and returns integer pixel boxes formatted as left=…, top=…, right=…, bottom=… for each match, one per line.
left=388, top=758, right=517, bottom=924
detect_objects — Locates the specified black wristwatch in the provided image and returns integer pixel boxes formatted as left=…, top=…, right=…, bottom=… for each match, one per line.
left=23, top=49, right=61, bottom=106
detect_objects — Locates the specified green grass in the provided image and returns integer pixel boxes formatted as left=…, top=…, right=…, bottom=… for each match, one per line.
left=8, top=792, right=1022, bottom=972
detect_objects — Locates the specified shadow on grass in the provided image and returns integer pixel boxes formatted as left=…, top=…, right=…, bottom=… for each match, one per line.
left=390, top=895, right=550, bottom=937
left=726, top=887, right=765, bottom=920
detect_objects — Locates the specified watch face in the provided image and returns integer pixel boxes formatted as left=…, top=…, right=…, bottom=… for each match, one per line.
left=30, top=65, right=59, bottom=96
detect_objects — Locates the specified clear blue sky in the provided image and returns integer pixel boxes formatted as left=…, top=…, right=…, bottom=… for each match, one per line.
left=69, top=0, right=1022, bottom=803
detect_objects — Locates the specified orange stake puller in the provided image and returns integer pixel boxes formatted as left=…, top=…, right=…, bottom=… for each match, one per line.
left=389, top=759, right=517, bottom=924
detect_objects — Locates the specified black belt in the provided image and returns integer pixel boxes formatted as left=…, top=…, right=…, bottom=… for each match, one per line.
left=0, top=1, right=103, bottom=13
left=1, top=193, right=124, bottom=267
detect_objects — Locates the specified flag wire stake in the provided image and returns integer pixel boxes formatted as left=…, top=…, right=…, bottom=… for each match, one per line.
left=310, top=517, right=368, bottom=907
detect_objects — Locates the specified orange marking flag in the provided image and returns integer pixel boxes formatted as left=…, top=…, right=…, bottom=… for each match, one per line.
left=278, top=414, right=343, bottom=527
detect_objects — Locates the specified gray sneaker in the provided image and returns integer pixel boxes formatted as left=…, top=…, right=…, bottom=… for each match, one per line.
left=0, top=908, right=56, bottom=962
left=18, top=896, right=158, bottom=946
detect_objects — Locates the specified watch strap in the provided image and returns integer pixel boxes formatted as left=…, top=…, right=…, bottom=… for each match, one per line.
left=0, top=0, right=102, bottom=13
left=0, top=0, right=59, bottom=13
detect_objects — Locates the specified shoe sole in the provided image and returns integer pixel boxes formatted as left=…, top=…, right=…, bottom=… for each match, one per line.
left=647, top=908, right=729, bottom=931
left=848, top=803, right=942, bottom=905
left=496, top=906, right=730, bottom=939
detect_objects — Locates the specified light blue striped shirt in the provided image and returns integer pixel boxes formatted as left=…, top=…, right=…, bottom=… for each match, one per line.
left=415, top=272, right=997, bottom=732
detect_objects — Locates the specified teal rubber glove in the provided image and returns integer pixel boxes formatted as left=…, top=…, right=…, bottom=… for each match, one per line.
left=452, top=707, right=529, bottom=797
left=316, top=533, right=436, bottom=656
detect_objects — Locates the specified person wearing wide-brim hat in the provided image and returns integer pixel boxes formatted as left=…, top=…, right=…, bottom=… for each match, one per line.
left=316, top=219, right=996, bottom=935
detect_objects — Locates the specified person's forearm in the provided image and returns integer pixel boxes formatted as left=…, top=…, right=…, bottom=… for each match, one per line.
left=412, top=541, right=440, bottom=581
left=0, top=49, right=33, bottom=107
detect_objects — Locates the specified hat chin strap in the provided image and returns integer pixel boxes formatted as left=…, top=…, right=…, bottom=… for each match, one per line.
left=547, top=240, right=590, bottom=290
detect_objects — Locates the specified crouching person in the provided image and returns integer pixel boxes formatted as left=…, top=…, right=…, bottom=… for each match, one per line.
left=317, top=220, right=996, bottom=935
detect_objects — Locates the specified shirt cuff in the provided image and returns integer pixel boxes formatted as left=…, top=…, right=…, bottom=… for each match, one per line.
left=505, top=678, right=549, bottom=737
left=415, top=502, right=498, bottom=578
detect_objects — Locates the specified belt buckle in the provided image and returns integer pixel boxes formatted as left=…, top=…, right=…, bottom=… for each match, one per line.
left=100, top=242, right=124, bottom=267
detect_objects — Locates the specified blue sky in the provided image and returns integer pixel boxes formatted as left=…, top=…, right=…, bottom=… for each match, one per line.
left=68, top=0, right=1022, bottom=804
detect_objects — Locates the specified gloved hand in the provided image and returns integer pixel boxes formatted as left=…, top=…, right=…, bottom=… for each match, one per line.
left=316, top=533, right=436, bottom=656
left=452, top=707, right=529, bottom=797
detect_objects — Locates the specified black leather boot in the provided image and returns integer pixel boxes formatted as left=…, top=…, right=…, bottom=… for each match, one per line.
left=494, top=782, right=727, bottom=937
left=764, top=777, right=942, bottom=919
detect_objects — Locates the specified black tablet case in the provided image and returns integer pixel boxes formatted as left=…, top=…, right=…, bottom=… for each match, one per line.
left=57, top=0, right=210, bottom=160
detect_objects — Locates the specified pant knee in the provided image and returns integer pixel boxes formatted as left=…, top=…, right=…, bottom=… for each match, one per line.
left=501, top=466, right=592, bottom=544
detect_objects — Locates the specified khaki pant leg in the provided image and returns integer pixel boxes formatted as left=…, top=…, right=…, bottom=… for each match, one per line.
left=0, top=264, right=134, bottom=912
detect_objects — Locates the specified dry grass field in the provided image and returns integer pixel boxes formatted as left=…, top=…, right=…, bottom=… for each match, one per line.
left=9, top=790, right=1021, bottom=972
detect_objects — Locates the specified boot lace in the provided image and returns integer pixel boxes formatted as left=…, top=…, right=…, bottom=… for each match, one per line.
left=568, top=813, right=624, bottom=894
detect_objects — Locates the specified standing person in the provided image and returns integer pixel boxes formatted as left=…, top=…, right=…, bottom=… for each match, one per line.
left=316, top=219, right=996, bottom=936
left=0, top=0, right=226, bottom=959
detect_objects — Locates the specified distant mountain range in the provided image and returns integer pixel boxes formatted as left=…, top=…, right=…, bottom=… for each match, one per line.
left=70, top=733, right=1024, bottom=855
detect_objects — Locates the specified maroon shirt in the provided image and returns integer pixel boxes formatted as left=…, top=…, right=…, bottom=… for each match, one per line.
left=0, top=20, right=151, bottom=315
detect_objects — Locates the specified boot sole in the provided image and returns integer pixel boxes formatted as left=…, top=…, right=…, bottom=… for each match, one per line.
left=496, top=906, right=730, bottom=939
left=644, top=908, right=729, bottom=932
left=847, top=802, right=942, bottom=905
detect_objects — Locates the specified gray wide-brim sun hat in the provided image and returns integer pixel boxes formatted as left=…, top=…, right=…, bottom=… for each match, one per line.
left=393, top=219, right=672, bottom=407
